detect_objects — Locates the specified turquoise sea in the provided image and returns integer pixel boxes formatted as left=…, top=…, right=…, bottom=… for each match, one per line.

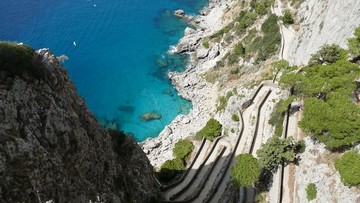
left=0, top=0, right=208, bottom=141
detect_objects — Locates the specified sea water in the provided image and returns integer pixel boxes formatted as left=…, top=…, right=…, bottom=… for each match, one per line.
left=0, top=0, right=208, bottom=141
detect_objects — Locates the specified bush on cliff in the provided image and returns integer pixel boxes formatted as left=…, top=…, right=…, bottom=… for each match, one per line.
left=173, top=139, right=194, bottom=161
left=0, top=41, right=45, bottom=79
left=335, top=151, right=360, bottom=186
left=196, top=118, right=222, bottom=141
left=157, top=139, right=194, bottom=182
left=231, top=154, right=260, bottom=188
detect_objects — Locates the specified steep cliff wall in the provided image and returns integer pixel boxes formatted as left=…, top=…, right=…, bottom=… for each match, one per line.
left=0, top=47, right=159, bottom=202
left=285, top=0, right=360, bottom=65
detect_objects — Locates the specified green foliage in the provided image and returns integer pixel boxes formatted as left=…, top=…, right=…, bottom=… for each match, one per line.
left=196, top=118, right=222, bottom=141
left=157, top=158, right=185, bottom=182
left=227, top=53, right=239, bottom=65
left=308, top=44, right=347, bottom=66
left=255, top=2, right=267, bottom=15
left=306, top=183, right=317, bottom=201
left=282, top=10, right=294, bottom=25
left=348, top=27, right=360, bottom=56
left=279, top=58, right=360, bottom=149
left=217, top=91, right=233, bottom=112
left=202, top=39, right=210, bottom=49
left=232, top=114, right=240, bottom=122
left=231, top=154, right=261, bottom=188
left=157, top=139, right=194, bottom=182
left=334, top=151, right=360, bottom=186
left=0, top=41, right=45, bottom=79
left=256, top=136, right=297, bottom=171
left=245, top=14, right=280, bottom=62
left=234, top=43, right=245, bottom=56
left=271, top=59, right=289, bottom=72
left=295, top=140, right=306, bottom=153
left=173, top=139, right=194, bottom=161
left=269, top=96, right=294, bottom=137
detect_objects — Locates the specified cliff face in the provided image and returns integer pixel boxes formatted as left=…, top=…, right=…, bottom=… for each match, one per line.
left=0, top=48, right=159, bottom=202
left=285, top=0, right=360, bottom=65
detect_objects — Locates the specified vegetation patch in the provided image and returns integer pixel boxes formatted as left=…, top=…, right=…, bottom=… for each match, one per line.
left=334, top=151, right=360, bottom=186
left=232, top=114, right=240, bottom=122
left=231, top=153, right=261, bottom=188
left=196, top=118, right=222, bottom=141
left=268, top=96, right=294, bottom=137
left=157, top=139, right=194, bottom=182
left=306, top=183, right=317, bottom=201
left=217, top=91, right=233, bottom=112
left=279, top=36, right=360, bottom=149
left=0, top=41, right=45, bottom=79
left=256, top=136, right=298, bottom=171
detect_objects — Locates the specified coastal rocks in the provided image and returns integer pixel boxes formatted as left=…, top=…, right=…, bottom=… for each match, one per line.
left=141, top=111, right=162, bottom=122
left=174, top=9, right=185, bottom=18
left=184, top=27, right=196, bottom=36
left=196, top=46, right=209, bottom=59
left=175, top=33, right=202, bottom=53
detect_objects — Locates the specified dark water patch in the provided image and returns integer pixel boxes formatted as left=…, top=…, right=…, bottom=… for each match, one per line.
left=118, top=105, right=135, bottom=113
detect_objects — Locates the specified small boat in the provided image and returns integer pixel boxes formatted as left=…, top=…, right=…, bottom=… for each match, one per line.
left=94, top=4, right=96, bottom=7
left=73, top=41, right=77, bottom=46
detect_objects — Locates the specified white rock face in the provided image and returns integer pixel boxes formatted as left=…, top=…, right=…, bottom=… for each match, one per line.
left=286, top=0, right=360, bottom=65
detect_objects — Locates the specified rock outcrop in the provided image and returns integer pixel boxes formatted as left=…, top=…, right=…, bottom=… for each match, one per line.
left=0, top=48, right=159, bottom=202
left=285, top=0, right=360, bottom=65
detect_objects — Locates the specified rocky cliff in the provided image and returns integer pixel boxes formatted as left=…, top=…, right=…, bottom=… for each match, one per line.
left=285, top=0, right=360, bottom=65
left=0, top=46, right=159, bottom=202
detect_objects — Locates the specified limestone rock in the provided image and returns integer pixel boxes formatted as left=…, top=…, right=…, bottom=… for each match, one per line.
left=196, top=46, right=209, bottom=59
left=141, top=111, right=162, bottom=122
left=174, top=9, right=185, bottom=17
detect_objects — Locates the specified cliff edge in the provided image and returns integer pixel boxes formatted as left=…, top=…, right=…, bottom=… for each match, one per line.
left=0, top=43, right=159, bottom=202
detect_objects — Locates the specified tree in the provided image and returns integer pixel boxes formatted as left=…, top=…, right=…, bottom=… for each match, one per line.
left=271, top=59, right=289, bottom=73
left=282, top=10, right=294, bottom=25
left=157, top=158, right=185, bottom=182
left=334, top=151, right=360, bottom=186
left=256, top=136, right=297, bottom=171
left=231, top=154, right=261, bottom=188
left=306, top=183, right=317, bottom=201
left=173, top=139, right=194, bottom=161
left=308, top=44, right=346, bottom=66
left=196, top=118, right=222, bottom=141
left=348, top=27, right=360, bottom=56
left=279, top=59, right=360, bottom=149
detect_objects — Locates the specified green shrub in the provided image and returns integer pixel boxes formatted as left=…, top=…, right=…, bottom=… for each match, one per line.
left=282, top=10, right=294, bottom=25
left=157, top=158, right=185, bottom=182
left=196, top=118, right=222, bottom=141
left=0, top=41, right=45, bottom=79
left=308, top=44, right=346, bottom=66
left=306, top=183, right=317, bottom=201
left=295, top=140, right=306, bottom=153
left=335, top=151, right=360, bottom=186
left=231, top=154, right=261, bottom=188
left=227, top=53, right=239, bottom=65
left=217, top=91, right=233, bottom=112
left=256, top=136, right=297, bottom=171
left=173, top=139, right=194, bottom=161
left=268, top=96, right=294, bottom=137
left=255, top=2, right=267, bottom=15
left=202, top=39, right=210, bottom=49
left=232, top=114, right=240, bottom=122
left=348, top=27, right=360, bottom=56
left=234, top=43, right=245, bottom=56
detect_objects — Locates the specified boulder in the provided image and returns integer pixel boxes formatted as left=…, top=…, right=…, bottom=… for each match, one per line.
left=174, top=9, right=185, bottom=17
left=184, top=27, right=196, bottom=36
left=141, top=111, right=162, bottom=122
left=196, top=46, right=209, bottom=59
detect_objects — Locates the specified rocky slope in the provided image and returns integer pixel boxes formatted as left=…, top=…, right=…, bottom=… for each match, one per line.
left=0, top=48, right=159, bottom=202
left=284, top=0, right=360, bottom=65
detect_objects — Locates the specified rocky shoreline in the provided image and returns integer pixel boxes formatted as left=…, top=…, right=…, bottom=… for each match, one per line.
left=141, top=0, right=233, bottom=168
